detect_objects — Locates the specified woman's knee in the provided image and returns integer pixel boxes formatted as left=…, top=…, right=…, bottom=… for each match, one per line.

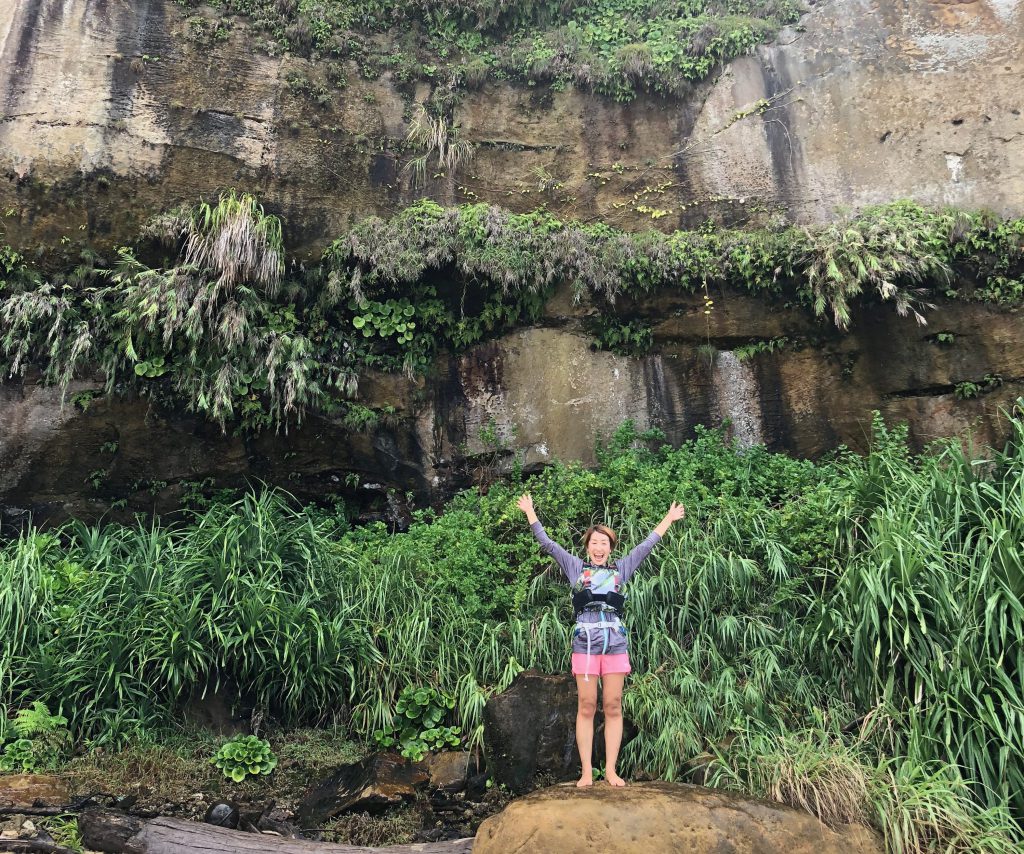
left=602, top=694, right=623, bottom=717
left=577, top=696, right=598, bottom=718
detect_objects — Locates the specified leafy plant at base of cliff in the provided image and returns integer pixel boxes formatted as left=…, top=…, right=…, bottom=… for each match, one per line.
left=2, top=407, right=1024, bottom=843
left=373, top=686, right=461, bottom=761
left=211, top=734, right=278, bottom=782
left=0, top=702, right=70, bottom=773
left=705, top=721, right=1021, bottom=853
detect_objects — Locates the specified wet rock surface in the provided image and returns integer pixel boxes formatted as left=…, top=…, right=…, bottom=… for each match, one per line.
left=298, top=753, right=429, bottom=827
left=482, top=670, right=635, bottom=793
left=3, top=290, right=1021, bottom=527
left=473, top=781, right=884, bottom=854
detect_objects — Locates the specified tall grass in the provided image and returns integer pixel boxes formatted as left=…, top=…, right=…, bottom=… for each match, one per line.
left=1, top=411, right=1022, bottom=849
left=817, top=414, right=1024, bottom=813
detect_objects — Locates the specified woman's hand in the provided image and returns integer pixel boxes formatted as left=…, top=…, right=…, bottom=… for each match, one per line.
left=517, top=493, right=539, bottom=524
left=654, top=501, right=686, bottom=536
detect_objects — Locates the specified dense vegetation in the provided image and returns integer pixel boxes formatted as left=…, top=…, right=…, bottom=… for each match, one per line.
left=1, top=411, right=1022, bottom=850
left=177, top=0, right=804, bottom=101
left=1, top=194, right=1022, bottom=431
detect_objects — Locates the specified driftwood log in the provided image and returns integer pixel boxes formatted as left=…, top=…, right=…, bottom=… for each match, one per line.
left=0, top=839, right=78, bottom=851
left=80, top=812, right=473, bottom=854
left=0, top=841, right=80, bottom=854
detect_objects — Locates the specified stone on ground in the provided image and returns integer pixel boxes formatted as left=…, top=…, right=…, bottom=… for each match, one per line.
left=425, top=751, right=471, bottom=791
left=0, top=773, right=70, bottom=808
left=297, top=752, right=427, bottom=826
left=473, top=781, right=881, bottom=854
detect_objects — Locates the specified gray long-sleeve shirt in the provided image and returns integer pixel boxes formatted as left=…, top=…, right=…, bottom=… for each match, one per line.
left=529, top=520, right=662, bottom=625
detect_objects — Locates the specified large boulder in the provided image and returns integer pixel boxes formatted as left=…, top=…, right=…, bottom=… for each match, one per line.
left=482, top=670, right=636, bottom=793
left=473, top=781, right=882, bottom=854
left=297, top=752, right=428, bottom=826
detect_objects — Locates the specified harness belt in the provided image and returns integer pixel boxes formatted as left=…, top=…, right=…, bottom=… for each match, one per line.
left=572, top=588, right=625, bottom=618
left=575, top=612, right=622, bottom=682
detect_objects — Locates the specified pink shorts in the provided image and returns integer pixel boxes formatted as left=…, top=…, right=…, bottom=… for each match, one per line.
left=571, top=653, right=631, bottom=677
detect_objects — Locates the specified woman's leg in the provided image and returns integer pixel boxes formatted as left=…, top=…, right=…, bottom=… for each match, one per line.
left=574, top=673, right=599, bottom=787
left=601, top=672, right=626, bottom=786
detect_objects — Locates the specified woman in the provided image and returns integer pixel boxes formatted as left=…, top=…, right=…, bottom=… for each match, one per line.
left=516, top=493, right=686, bottom=787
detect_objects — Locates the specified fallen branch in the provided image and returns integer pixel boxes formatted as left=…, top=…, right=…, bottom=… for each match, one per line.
left=0, top=840, right=80, bottom=854
left=80, top=812, right=474, bottom=854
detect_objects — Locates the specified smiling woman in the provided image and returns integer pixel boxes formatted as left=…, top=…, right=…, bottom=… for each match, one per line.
left=516, top=492, right=685, bottom=788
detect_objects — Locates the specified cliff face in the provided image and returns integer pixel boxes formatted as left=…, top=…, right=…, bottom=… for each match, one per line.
left=0, top=0, right=1021, bottom=255
left=1, top=0, right=1023, bottom=523
left=2, top=286, right=1020, bottom=524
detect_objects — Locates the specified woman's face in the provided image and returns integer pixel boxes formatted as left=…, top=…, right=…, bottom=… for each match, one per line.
left=586, top=532, right=612, bottom=565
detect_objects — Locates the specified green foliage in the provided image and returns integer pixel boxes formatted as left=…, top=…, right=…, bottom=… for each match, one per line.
left=211, top=734, right=278, bottom=782
left=706, top=721, right=1020, bottom=853
left=197, top=0, right=803, bottom=101
left=814, top=407, right=1024, bottom=816
left=589, top=318, right=653, bottom=356
left=2, top=406, right=1024, bottom=842
left=733, top=336, right=788, bottom=361
left=0, top=701, right=70, bottom=772
left=954, top=373, right=1002, bottom=399
left=39, top=814, right=83, bottom=853
left=350, top=298, right=418, bottom=350
left=2, top=199, right=1022, bottom=431
left=373, top=686, right=461, bottom=761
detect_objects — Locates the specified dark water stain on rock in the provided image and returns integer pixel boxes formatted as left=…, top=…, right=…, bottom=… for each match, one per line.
left=758, top=46, right=805, bottom=201
left=3, top=0, right=46, bottom=114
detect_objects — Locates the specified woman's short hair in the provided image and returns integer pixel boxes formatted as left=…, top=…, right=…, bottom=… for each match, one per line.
left=582, top=524, right=617, bottom=549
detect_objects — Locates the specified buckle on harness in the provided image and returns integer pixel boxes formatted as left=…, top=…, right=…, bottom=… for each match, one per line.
left=571, top=588, right=625, bottom=617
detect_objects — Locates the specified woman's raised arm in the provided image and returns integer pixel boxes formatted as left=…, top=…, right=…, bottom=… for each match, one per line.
left=654, top=501, right=686, bottom=537
left=617, top=501, right=686, bottom=581
left=517, top=493, right=581, bottom=581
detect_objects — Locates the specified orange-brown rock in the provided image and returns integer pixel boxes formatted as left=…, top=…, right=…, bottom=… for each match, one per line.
left=0, top=773, right=70, bottom=809
left=472, top=781, right=882, bottom=854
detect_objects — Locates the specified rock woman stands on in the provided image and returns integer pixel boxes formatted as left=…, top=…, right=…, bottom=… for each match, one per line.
left=516, top=493, right=686, bottom=788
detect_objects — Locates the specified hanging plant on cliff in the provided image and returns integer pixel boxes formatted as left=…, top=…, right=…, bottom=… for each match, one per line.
left=0, top=193, right=354, bottom=431
left=2, top=197, right=1023, bottom=433
left=403, top=107, right=476, bottom=189
left=143, top=189, right=285, bottom=297
left=796, top=203, right=949, bottom=330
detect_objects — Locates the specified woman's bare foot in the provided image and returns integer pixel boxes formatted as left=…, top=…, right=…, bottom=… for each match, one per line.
left=576, top=770, right=594, bottom=787
left=606, top=771, right=626, bottom=787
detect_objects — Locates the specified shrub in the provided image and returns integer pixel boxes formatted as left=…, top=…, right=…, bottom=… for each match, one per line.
left=0, top=702, right=70, bottom=773
left=211, top=734, right=278, bottom=782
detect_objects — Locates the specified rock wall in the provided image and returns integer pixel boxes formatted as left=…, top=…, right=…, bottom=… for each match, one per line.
left=0, top=0, right=1021, bottom=256
left=2, top=288, right=1020, bottom=524
left=1, top=0, right=1023, bottom=523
